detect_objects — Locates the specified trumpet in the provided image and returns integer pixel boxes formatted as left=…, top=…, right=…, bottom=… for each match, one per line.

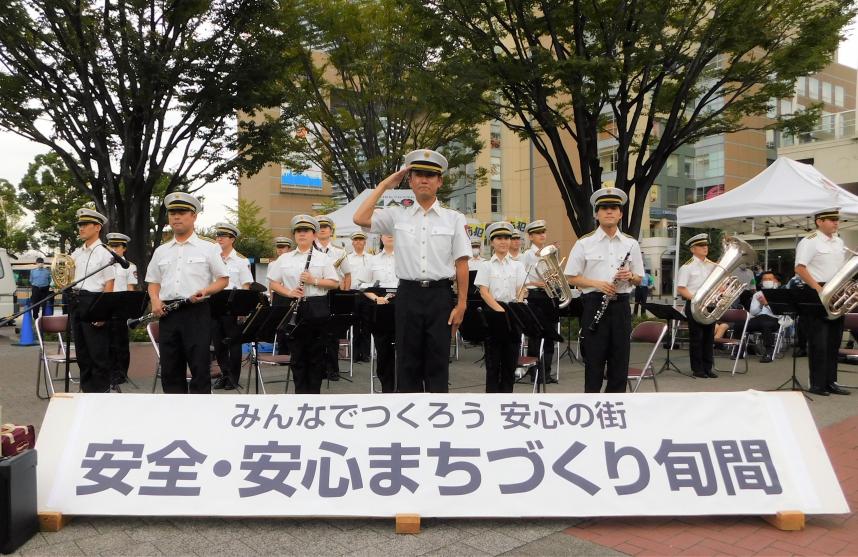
left=127, top=298, right=191, bottom=329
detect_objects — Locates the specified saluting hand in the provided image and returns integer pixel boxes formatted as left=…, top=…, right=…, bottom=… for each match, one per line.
left=379, top=166, right=410, bottom=191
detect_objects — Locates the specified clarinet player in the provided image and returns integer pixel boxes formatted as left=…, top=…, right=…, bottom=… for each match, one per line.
left=564, top=188, right=644, bottom=393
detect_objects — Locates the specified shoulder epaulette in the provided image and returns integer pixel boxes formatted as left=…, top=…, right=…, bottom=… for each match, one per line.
left=578, top=231, right=595, bottom=240
left=622, top=232, right=634, bottom=239
left=200, top=236, right=215, bottom=243
left=805, top=232, right=817, bottom=239
left=705, top=258, right=715, bottom=263
left=682, top=257, right=694, bottom=266
left=235, top=251, right=246, bottom=259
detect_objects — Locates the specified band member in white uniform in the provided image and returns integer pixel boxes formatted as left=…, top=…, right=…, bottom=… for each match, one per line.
left=677, top=233, right=718, bottom=379
left=105, top=232, right=136, bottom=389
left=362, top=233, right=398, bottom=392
left=509, top=230, right=523, bottom=261
left=274, top=237, right=293, bottom=257
left=211, top=222, right=253, bottom=390
left=145, top=193, right=228, bottom=394
left=565, top=188, right=644, bottom=393
left=348, top=231, right=372, bottom=361
left=475, top=222, right=527, bottom=392
left=522, top=219, right=559, bottom=382
left=795, top=208, right=851, bottom=396
left=468, top=237, right=484, bottom=271
left=267, top=215, right=339, bottom=394
left=316, top=215, right=351, bottom=381
left=70, top=208, right=116, bottom=393
left=353, top=148, right=471, bottom=393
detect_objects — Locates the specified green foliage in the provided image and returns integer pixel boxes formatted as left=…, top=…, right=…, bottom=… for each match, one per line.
left=0, top=178, right=31, bottom=252
left=226, top=198, right=274, bottom=262
left=679, top=228, right=725, bottom=263
left=0, top=0, right=298, bottom=271
left=236, top=0, right=486, bottom=201
left=313, top=199, right=340, bottom=216
left=16, top=153, right=89, bottom=253
left=420, top=0, right=855, bottom=238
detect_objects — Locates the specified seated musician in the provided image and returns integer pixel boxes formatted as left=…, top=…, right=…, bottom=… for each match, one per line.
left=266, top=215, right=339, bottom=394
left=361, top=234, right=397, bottom=392
left=748, top=271, right=785, bottom=363
left=474, top=222, right=527, bottom=393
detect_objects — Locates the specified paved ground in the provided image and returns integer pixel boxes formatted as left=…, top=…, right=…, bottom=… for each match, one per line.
left=1, top=323, right=856, bottom=556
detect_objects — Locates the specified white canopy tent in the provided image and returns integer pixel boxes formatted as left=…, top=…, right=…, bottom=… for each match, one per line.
left=674, top=157, right=858, bottom=287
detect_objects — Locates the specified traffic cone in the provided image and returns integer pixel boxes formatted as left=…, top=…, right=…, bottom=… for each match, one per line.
left=13, top=309, right=39, bottom=347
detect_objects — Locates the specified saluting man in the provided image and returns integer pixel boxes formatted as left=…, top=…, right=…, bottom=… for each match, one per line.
left=565, top=188, right=644, bottom=393
left=145, top=193, right=229, bottom=394
left=677, top=233, right=718, bottom=379
left=795, top=208, right=851, bottom=397
left=211, top=222, right=253, bottom=390
left=105, top=232, right=137, bottom=390
left=522, top=219, right=559, bottom=383
left=70, top=208, right=116, bottom=393
left=353, top=148, right=471, bottom=393
left=475, top=221, right=527, bottom=393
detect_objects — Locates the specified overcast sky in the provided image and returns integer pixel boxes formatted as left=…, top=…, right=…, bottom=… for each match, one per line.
left=1, top=20, right=857, bottom=228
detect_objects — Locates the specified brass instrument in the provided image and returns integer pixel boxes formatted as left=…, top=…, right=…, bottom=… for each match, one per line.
left=535, top=245, right=573, bottom=308
left=50, top=252, right=75, bottom=289
left=819, top=246, right=858, bottom=319
left=689, top=236, right=756, bottom=325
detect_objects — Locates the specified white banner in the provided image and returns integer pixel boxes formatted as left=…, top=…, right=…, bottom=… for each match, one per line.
left=36, top=392, right=848, bottom=517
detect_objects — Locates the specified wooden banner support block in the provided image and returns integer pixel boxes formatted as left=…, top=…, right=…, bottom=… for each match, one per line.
left=39, top=512, right=70, bottom=532
left=762, top=511, right=805, bottom=531
left=395, top=513, right=421, bottom=534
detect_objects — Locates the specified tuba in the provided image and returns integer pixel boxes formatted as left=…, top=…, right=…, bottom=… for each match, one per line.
left=819, top=247, right=858, bottom=319
left=689, top=236, right=756, bottom=325
left=534, top=245, right=573, bottom=308
left=50, top=252, right=75, bottom=289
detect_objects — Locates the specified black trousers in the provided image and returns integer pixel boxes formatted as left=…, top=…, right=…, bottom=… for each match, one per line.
left=323, top=332, right=340, bottom=377
left=526, top=290, right=558, bottom=379
left=289, top=321, right=326, bottom=394
left=159, top=301, right=212, bottom=394
left=746, top=314, right=779, bottom=357
left=211, top=314, right=243, bottom=385
left=632, top=286, right=649, bottom=317
left=580, top=292, right=631, bottom=393
left=272, top=294, right=291, bottom=355
left=71, top=294, right=111, bottom=393
left=802, top=310, right=843, bottom=390
left=484, top=335, right=520, bottom=393
left=30, top=286, right=51, bottom=320
left=374, top=329, right=396, bottom=393
left=395, top=281, right=453, bottom=393
left=108, top=317, right=131, bottom=385
left=685, top=301, right=715, bottom=374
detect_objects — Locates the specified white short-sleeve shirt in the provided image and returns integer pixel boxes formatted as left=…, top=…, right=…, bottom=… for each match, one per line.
left=676, top=256, right=717, bottom=295
left=145, top=233, right=228, bottom=300
left=363, top=251, right=398, bottom=289
left=222, top=249, right=253, bottom=290
left=266, top=248, right=338, bottom=297
left=113, top=262, right=138, bottom=291
left=474, top=254, right=526, bottom=303
left=564, top=227, right=644, bottom=294
left=71, top=239, right=116, bottom=292
left=795, top=232, right=845, bottom=284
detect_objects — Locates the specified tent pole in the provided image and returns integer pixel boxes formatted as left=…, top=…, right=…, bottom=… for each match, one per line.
left=672, top=225, right=681, bottom=303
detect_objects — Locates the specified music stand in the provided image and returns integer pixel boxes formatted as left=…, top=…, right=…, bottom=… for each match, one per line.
left=241, top=304, right=291, bottom=394
left=764, top=288, right=815, bottom=399
left=328, top=290, right=359, bottom=382
left=209, top=290, right=265, bottom=318
left=506, top=301, right=560, bottom=393
left=364, top=288, right=396, bottom=393
left=86, top=291, right=149, bottom=389
left=644, top=303, right=689, bottom=376
left=557, top=297, right=584, bottom=366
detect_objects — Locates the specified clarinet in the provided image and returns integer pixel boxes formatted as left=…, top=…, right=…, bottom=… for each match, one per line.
left=283, top=244, right=315, bottom=335
left=127, top=298, right=192, bottom=329
left=588, top=248, right=633, bottom=332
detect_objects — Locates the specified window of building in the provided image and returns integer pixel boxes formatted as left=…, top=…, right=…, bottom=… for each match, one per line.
left=490, top=156, right=501, bottom=180
left=808, top=77, right=819, bottom=100
left=765, top=129, right=775, bottom=149
left=796, top=76, right=806, bottom=96
left=666, top=186, right=680, bottom=208
left=683, top=158, right=694, bottom=178
left=780, top=99, right=792, bottom=115
left=665, top=154, right=679, bottom=177
left=490, top=122, right=502, bottom=149
left=694, top=150, right=724, bottom=179
left=767, top=98, right=777, bottom=118
left=491, top=188, right=502, bottom=214
left=835, top=85, right=845, bottom=107
left=598, top=147, right=618, bottom=173
left=822, top=82, right=832, bottom=104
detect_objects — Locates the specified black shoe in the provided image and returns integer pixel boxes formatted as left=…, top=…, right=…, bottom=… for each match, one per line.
left=760, top=356, right=773, bottom=363
left=328, top=373, right=341, bottom=382
left=827, top=384, right=851, bottom=395
left=109, top=384, right=122, bottom=393
left=547, top=377, right=559, bottom=384
left=706, top=371, right=718, bottom=378
left=808, top=387, right=830, bottom=396
left=692, top=372, right=708, bottom=378
left=794, top=348, right=808, bottom=357
left=729, top=353, right=745, bottom=360
left=212, top=376, right=229, bottom=390
left=223, top=380, right=237, bottom=391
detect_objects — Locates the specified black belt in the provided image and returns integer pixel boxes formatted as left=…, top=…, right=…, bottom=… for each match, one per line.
left=583, top=292, right=630, bottom=301
left=399, top=279, right=452, bottom=289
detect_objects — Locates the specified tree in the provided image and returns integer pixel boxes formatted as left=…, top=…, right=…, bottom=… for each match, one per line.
left=0, top=179, right=31, bottom=252
left=227, top=198, right=273, bottom=262
left=237, top=0, right=486, bottom=201
left=0, top=0, right=296, bottom=271
left=422, top=0, right=855, bottom=238
left=17, top=153, right=89, bottom=253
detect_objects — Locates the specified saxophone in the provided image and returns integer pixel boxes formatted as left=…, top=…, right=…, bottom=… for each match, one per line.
left=689, top=236, right=756, bottom=325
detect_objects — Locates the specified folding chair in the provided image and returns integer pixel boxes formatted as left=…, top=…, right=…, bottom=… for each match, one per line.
left=254, top=335, right=293, bottom=393
left=627, top=321, right=668, bottom=392
left=148, top=321, right=161, bottom=392
left=838, top=313, right=858, bottom=366
left=35, top=315, right=77, bottom=399
left=338, top=326, right=354, bottom=378
left=713, top=309, right=751, bottom=375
